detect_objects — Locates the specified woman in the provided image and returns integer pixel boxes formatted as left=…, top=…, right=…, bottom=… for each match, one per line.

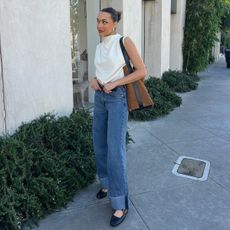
left=90, top=7, right=147, bottom=227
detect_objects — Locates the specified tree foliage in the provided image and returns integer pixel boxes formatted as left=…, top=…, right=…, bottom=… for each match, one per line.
left=221, top=0, right=230, bottom=29
left=183, top=0, right=223, bottom=74
left=220, top=0, right=230, bottom=48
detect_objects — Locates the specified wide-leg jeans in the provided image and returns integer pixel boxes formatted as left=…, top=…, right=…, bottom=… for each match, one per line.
left=93, top=86, right=129, bottom=210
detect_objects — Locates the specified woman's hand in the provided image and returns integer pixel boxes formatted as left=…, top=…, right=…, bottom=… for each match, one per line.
left=90, top=77, right=101, bottom=91
left=103, top=81, right=118, bottom=94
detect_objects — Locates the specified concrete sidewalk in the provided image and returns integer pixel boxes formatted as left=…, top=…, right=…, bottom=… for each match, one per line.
left=31, top=56, right=230, bottom=230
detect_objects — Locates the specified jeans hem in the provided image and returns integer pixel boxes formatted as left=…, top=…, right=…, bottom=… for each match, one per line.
left=110, top=195, right=129, bottom=210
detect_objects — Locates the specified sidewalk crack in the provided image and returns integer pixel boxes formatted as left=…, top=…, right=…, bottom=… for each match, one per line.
left=210, top=177, right=230, bottom=194
left=129, top=198, right=151, bottom=230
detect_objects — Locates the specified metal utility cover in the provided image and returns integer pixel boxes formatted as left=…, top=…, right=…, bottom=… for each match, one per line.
left=172, top=156, right=210, bottom=181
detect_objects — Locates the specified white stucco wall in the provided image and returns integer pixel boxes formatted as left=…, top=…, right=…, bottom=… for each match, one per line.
left=170, top=0, right=186, bottom=70
left=144, top=0, right=171, bottom=78
left=161, top=0, right=171, bottom=74
left=144, top=1, right=160, bottom=77
left=0, top=1, right=73, bottom=135
left=0, top=58, right=5, bottom=133
left=123, top=0, right=142, bottom=52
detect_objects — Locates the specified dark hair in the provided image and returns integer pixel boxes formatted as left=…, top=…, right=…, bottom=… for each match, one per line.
left=101, top=7, right=122, bottom=22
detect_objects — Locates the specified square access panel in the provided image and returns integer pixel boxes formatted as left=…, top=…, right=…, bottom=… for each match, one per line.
left=172, top=156, right=210, bottom=181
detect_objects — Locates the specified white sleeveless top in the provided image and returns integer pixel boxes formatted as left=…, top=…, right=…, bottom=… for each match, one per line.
left=94, top=34, right=126, bottom=85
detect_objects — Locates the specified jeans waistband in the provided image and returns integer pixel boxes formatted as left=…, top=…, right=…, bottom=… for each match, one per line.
left=98, top=82, right=125, bottom=92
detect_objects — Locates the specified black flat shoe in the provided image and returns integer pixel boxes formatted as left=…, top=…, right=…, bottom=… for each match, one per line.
left=96, top=189, right=107, bottom=199
left=110, top=209, right=128, bottom=227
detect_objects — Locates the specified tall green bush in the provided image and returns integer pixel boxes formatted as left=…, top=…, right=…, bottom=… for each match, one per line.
left=221, top=0, right=230, bottom=30
left=183, top=0, right=222, bottom=73
left=221, top=1, right=230, bottom=48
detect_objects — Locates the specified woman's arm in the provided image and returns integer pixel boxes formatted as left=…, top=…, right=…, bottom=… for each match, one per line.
left=121, top=36, right=147, bottom=83
left=103, top=36, right=147, bottom=93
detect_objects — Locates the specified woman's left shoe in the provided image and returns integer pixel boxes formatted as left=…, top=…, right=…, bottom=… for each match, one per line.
left=110, top=209, right=128, bottom=227
left=96, top=188, right=107, bottom=199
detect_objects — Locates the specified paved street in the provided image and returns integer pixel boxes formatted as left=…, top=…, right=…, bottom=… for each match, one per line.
left=30, top=56, right=230, bottom=230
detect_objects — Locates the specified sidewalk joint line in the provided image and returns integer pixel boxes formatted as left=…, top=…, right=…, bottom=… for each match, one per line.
left=129, top=198, right=151, bottom=230
left=209, top=177, right=230, bottom=194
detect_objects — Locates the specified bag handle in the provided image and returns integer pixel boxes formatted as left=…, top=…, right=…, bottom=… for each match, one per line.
left=119, top=37, right=134, bottom=74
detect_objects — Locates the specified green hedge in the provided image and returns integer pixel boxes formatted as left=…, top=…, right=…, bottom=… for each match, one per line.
left=129, top=77, right=182, bottom=121
left=162, top=70, right=198, bottom=92
left=0, top=110, right=96, bottom=230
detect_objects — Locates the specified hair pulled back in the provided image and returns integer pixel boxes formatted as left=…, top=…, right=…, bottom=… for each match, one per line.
left=101, top=7, right=122, bottom=22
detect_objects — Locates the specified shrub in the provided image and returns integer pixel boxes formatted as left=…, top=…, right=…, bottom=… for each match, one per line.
left=183, top=0, right=223, bottom=74
left=0, top=110, right=96, bottom=230
left=162, top=70, right=198, bottom=93
left=129, top=77, right=182, bottom=121
left=187, top=73, right=200, bottom=82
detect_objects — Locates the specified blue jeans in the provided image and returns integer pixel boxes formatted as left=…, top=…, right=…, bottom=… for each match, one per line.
left=93, top=86, right=129, bottom=210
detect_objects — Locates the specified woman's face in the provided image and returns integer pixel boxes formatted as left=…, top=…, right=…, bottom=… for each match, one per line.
left=97, top=12, right=117, bottom=37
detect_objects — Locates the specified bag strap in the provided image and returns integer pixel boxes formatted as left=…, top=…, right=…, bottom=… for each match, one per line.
left=119, top=37, right=134, bottom=74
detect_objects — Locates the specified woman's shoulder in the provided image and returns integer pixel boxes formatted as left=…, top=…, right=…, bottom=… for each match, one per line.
left=122, top=36, right=134, bottom=48
left=118, top=35, right=133, bottom=46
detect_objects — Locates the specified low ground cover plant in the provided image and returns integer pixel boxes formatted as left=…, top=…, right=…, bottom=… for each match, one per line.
left=162, top=70, right=198, bottom=93
left=0, top=110, right=96, bottom=230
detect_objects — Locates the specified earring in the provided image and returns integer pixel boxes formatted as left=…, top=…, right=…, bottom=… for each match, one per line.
left=113, top=27, right=116, bottom=32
